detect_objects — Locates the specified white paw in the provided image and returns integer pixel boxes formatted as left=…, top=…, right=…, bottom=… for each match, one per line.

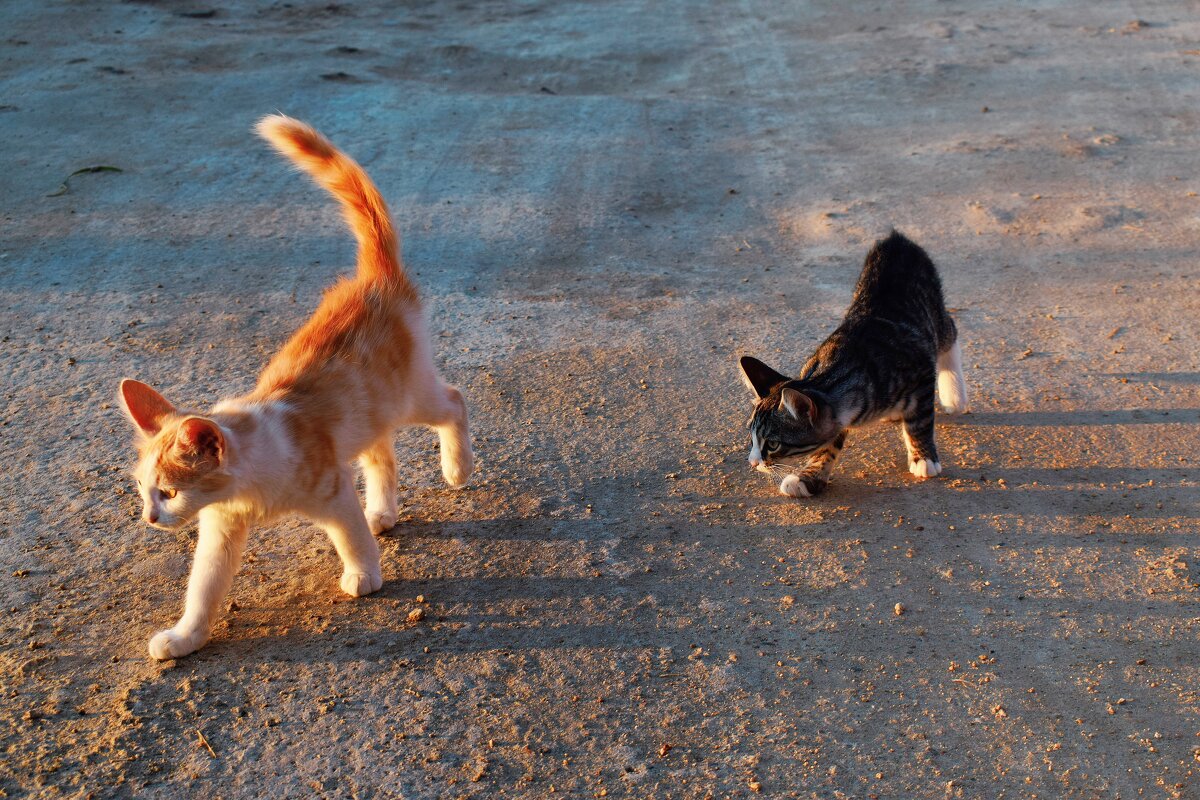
left=779, top=474, right=811, bottom=498
left=148, top=628, right=206, bottom=660
left=442, top=449, right=474, bottom=489
left=910, top=459, right=943, bottom=478
left=939, top=396, right=969, bottom=415
left=366, top=509, right=397, bottom=535
left=340, top=569, right=383, bottom=597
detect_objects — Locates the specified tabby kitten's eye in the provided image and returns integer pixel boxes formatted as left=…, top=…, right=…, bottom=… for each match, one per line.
left=766, top=439, right=781, bottom=453
left=161, top=487, right=178, bottom=500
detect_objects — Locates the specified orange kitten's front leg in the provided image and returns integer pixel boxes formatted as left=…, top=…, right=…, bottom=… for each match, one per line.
left=308, top=472, right=383, bottom=597
left=149, top=508, right=249, bottom=660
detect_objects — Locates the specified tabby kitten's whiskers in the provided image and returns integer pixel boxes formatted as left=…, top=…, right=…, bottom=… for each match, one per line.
left=738, top=231, right=967, bottom=499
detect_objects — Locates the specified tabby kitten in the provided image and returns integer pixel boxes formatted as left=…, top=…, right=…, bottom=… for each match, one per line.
left=739, top=231, right=967, bottom=498
left=119, top=115, right=473, bottom=659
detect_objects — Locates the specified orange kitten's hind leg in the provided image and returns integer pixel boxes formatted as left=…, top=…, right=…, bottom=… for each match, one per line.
left=309, top=473, right=383, bottom=597
left=406, top=383, right=473, bottom=488
left=359, top=436, right=398, bottom=535
left=434, top=385, right=473, bottom=488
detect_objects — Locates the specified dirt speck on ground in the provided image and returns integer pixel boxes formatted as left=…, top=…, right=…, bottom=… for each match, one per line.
left=2, top=1, right=1199, bottom=797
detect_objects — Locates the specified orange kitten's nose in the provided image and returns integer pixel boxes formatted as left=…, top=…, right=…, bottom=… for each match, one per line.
left=146, top=508, right=159, bottom=525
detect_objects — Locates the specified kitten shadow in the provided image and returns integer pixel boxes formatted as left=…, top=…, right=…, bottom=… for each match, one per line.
left=942, top=408, right=1200, bottom=427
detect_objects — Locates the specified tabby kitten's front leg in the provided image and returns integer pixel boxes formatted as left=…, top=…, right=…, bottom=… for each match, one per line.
left=780, top=432, right=848, bottom=498
left=149, top=508, right=249, bottom=660
left=901, top=389, right=942, bottom=478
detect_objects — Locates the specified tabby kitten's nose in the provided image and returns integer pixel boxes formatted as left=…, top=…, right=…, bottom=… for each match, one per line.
left=749, top=456, right=763, bottom=468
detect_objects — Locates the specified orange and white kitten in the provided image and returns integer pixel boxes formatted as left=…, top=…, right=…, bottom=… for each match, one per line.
left=119, top=114, right=473, bottom=660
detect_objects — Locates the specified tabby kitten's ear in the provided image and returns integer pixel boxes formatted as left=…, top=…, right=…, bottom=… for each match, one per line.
left=119, top=379, right=176, bottom=436
left=779, top=388, right=818, bottom=424
left=738, top=356, right=790, bottom=400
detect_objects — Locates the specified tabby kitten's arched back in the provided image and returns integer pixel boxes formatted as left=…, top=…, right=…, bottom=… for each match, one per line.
left=739, top=231, right=967, bottom=498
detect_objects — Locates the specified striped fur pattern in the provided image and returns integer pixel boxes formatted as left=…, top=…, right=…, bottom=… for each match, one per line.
left=118, top=115, right=473, bottom=660
left=739, top=231, right=967, bottom=498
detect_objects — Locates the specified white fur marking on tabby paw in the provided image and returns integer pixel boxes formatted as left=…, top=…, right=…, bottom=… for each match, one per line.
left=367, top=509, right=397, bottom=536
left=341, top=570, right=383, bottom=597
left=910, top=459, right=942, bottom=478
left=148, top=628, right=206, bottom=660
left=779, top=474, right=811, bottom=498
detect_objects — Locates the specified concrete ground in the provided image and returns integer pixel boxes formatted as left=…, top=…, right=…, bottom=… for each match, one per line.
left=2, top=1, right=1199, bottom=797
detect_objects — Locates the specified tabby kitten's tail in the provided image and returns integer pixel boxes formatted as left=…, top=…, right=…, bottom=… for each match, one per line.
left=255, top=114, right=416, bottom=297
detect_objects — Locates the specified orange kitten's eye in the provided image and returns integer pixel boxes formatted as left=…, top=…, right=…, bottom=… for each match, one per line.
left=161, top=487, right=178, bottom=500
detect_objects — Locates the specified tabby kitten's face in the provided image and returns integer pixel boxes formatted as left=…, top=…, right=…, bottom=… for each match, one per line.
left=747, top=394, right=833, bottom=472
left=739, top=356, right=839, bottom=473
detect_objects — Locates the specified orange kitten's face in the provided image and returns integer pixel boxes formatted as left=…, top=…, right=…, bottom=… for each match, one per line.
left=132, top=421, right=232, bottom=529
left=119, top=380, right=232, bottom=530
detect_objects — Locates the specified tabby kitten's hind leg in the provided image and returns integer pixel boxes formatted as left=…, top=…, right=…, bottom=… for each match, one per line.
left=936, top=340, right=969, bottom=414
left=779, top=431, right=848, bottom=498
left=359, top=436, right=398, bottom=535
left=901, top=388, right=942, bottom=478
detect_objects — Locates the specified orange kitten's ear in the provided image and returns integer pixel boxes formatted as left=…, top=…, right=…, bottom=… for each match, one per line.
left=177, top=417, right=225, bottom=464
left=119, top=379, right=175, bottom=436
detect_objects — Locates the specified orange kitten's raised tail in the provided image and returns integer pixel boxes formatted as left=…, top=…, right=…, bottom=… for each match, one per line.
left=255, top=113, right=415, bottom=297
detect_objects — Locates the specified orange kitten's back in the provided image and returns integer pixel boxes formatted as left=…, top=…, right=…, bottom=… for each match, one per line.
left=244, top=115, right=438, bottom=474
left=250, top=116, right=422, bottom=408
